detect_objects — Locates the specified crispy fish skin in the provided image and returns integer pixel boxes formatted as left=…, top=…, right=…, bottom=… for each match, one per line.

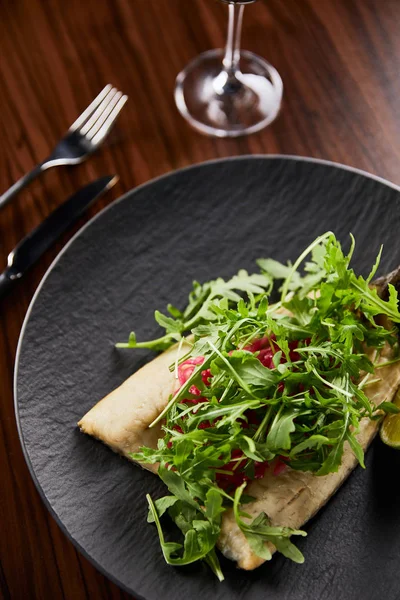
left=217, top=344, right=400, bottom=569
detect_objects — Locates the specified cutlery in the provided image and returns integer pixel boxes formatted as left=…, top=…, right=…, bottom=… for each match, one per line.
left=0, top=85, right=127, bottom=209
left=0, top=176, right=118, bottom=300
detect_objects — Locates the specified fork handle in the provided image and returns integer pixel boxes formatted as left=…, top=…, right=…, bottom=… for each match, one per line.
left=0, top=163, right=46, bottom=210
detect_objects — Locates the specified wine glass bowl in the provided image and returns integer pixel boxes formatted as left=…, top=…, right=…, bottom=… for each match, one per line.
left=174, top=1, right=283, bottom=137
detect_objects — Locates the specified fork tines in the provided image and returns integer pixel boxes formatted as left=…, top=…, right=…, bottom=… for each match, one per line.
left=69, top=84, right=128, bottom=145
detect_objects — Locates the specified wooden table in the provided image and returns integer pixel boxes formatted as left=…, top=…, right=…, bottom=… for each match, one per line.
left=1, top=0, right=399, bottom=598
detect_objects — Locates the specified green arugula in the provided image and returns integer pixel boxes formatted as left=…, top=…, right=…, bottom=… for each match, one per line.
left=124, top=233, right=399, bottom=580
left=116, top=270, right=273, bottom=351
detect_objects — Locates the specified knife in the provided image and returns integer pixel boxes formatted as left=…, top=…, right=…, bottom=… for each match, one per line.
left=0, top=175, right=118, bottom=300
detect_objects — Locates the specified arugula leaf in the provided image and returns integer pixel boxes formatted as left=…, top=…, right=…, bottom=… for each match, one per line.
left=317, top=436, right=346, bottom=475
left=284, top=296, right=313, bottom=326
left=345, top=431, right=365, bottom=468
left=238, top=435, right=275, bottom=462
left=257, top=258, right=302, bottom=291
left=289, top=435, right=332, bottom=457
left=273, top=536, right=306, bottom=564
left=178, top=444, right=232, bottom=480
left=115, top=330, right=180, bottom=351
left=158, top=463, right=200, bottom=509
left=227, top=353, right=279, bottom=388
left=168, top=500, right=198, bottom=535
left=154, top=310, right=183, bottom=334
left=205, top=488, right=225, bottom=523
left=147, top=492, right=223, bottom=573
left=244, top=530, right=273, bottom=561
left=204, top=549, right=225, bottom=582
left=267, top=409, right=299, bottom=450
left=147, top=496, right=179, bottom=523
left=146, top=494, right=185, bottom=562
left=173, top=439, right=195, bottom=469
left=351, top=278, right=400, bottom=323
left=379, top=402, right=400, bottom=414
left=366, top=245, right=383, bottom=284
left=167, top=304, right=183, bottom=318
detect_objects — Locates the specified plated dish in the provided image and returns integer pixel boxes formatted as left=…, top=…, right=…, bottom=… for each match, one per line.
left=15, top=157, right=400, bottom=600
left=79, top=232, right=400, bottom=579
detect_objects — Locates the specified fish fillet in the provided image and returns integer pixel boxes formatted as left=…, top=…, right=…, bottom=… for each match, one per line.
left=78, top=341, right=191, bottom=473
left=79, top=338, right=400, bottom=569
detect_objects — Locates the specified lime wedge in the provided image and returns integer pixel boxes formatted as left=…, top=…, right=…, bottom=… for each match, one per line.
left=380, top=388, right=400, bottom=449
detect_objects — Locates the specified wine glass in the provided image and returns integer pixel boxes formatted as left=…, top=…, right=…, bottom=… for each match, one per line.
left=174, top=0, right=283, bottom=138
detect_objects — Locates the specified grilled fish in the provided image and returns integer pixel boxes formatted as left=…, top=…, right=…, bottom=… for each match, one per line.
left=78, top=272, right=400, bottom=570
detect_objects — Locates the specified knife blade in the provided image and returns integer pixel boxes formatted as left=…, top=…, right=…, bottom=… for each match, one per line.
left=0, top=175, right=118, bottom=300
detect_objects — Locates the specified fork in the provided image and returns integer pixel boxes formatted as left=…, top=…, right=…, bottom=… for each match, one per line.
left=0, top=84, right=128, bottom=209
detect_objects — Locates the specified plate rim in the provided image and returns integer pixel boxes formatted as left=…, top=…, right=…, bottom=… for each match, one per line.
left=13, top=154, right=400, bottom=597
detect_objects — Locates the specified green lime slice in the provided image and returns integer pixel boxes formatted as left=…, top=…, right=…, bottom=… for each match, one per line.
left=380, top=388, right=400, bottom=449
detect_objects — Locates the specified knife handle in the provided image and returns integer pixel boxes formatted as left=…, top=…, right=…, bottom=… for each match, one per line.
left=0, top=272, right=15, bottom=300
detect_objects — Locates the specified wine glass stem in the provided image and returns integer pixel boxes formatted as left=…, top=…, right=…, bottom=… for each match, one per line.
left=223, top=3, right=245, bottom=75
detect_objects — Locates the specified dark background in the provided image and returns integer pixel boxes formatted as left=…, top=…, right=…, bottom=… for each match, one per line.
left=1, top=1, right=399, bottom=598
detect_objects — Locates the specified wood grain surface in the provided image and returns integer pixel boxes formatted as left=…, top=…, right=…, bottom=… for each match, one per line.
left=0, top=0, right=399, bottom=598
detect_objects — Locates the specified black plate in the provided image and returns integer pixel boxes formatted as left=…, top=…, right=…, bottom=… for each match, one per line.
left=15, top=157, right=400, bottom=600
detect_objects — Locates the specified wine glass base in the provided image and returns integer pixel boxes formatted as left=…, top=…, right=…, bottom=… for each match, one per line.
left=174, top=49, right=283, bottom=138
